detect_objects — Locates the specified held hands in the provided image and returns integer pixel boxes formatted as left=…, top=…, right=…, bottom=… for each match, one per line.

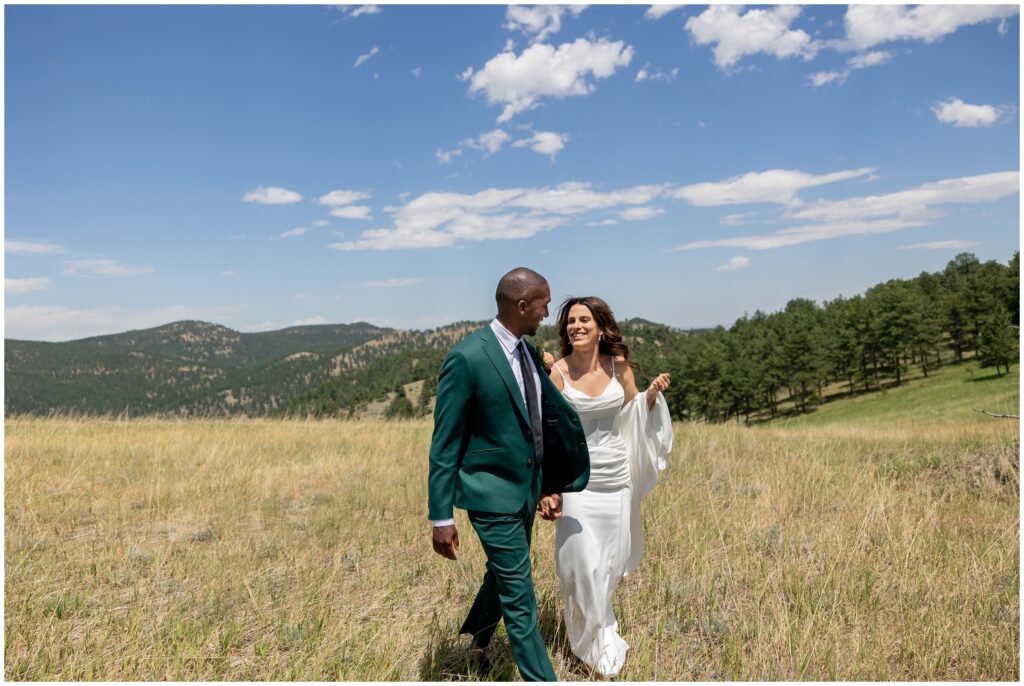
left=431, top=524, right=460, bottom=560
left=542, top=351, right=555, bottom=371
left=537, top=493, right=562, bottom=520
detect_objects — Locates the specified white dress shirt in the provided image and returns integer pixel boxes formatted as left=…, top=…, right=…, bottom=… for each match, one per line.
left=432, top=318, right=543, bottom=528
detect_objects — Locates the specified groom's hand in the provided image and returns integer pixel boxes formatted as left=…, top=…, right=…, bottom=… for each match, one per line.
left=432, top=524, right=459, bottom=560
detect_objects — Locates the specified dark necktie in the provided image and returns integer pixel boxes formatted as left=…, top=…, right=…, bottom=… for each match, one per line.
left=517, top=341, right=544, bottom=465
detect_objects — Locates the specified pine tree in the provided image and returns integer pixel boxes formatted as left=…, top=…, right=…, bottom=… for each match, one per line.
left=978, top=305, right=1018, bottom=375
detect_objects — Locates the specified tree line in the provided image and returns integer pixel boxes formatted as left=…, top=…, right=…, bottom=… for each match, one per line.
left=655, top=252, right=1019, bottom=423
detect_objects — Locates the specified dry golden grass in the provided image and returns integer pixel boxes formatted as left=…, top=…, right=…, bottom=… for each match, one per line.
left=5, top=416, right=1019, bottom=680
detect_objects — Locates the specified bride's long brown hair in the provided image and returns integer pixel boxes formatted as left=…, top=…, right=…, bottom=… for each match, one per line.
left=555, top=296, right=639, bottom=370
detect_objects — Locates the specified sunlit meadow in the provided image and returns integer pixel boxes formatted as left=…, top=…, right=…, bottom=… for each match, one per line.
left=5, top=400, right=1017, bottom=681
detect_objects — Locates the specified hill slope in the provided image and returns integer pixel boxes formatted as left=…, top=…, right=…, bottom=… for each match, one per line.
left=767, top=360, right=1019, bottom=428
left=5, top=321, right=390, bottom=416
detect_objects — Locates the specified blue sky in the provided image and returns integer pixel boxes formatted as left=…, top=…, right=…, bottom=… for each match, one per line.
left=4, top=4, right=1020, bottom=341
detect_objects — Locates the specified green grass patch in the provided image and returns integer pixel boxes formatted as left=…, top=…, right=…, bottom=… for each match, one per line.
left=770, top=361, right=1019, bottom=429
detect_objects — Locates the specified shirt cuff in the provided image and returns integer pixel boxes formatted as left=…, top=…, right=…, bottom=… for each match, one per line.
left=431, top=518, right=455, bottom=527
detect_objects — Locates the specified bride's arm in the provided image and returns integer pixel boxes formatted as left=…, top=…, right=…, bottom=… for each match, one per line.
left=645, top=373, right=671, bottom=411
left=623, top=364, right=671, bottom=411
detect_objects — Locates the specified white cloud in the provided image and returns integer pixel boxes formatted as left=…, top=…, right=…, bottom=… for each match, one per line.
left=294, top=315, right=328, bottom=325
left=672, top=171, right=1019, bottom=252
left=330, top=205, right=373, bottom=220
left=463, top=129, right=511, bottom=156
left=898, top=240, right=979, bottom=250
left=636, top=64, right=679, bottom=83
left=412, top=67, right=422, bottom=79
left=675, top=218, right=921, bottom=251
left=720, top=212, right=757, bottom=226
left=5, top=277, right=51, bottom=294
left=932, top=98, right=1014, bottom=128
left=685, top=5, right=820, bottom=70
left=4, top=303, right=249, bottom=342
left=312, top=220, right=329, bottom=227
left=336, top=5, right=381, bottom=19
left=243, top=321, right=276, bottom=332
left=619, top=206, right=666, bottom=221
left=354, top=45, right=379, bottom=68
left=329, top=181, right=667, bottom=250
left=318, top=189, right=372, bottom=206
left=243, top=186, right=303, bottom=204
left=504, top=5, right=586, bottom=43
left=672, top=167, right=875, bottom=207
left=442, top=128, right=562, bottom=163
left=848, top=50, right=892, bottom=69
left=808, top=70, right=847, bottom=87
left=348, top=5, right=380, bottom=18
left=789, top=171, right=1020, bottom=223
left=5, top=240, right=67, bottom=254
left=808, top=50, right=893, bottom=88
left=646, top=5, right=682, bottom=21
left=363, top=278, right=425, bottom=288
left=999, top=18, right=1009, bottom=36
left=279, top=226, right=309, bottom=238
left=512, top=130, right=568, bottom=160
left=586, top=219, right=619, bottom=227
left=465, top=38, right=634, bottom=122
left=716, top=256, right=750, bottom=271
left=221, top=270, right=238, bottom=276
left=63, top=259, right=155, bottom=277
left=842, top=5, right=1019, bottom=51
left=435, top=147, right=463, bottom=164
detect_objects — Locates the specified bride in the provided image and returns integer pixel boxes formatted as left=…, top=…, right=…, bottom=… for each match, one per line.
left=539, top=296, right=673, bottom=678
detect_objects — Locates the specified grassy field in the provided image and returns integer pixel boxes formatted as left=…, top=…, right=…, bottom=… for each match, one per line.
left=5, top=363, right=1019, bottom=680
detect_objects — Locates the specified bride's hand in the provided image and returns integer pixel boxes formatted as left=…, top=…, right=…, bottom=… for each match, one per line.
left=647, top=373, right=670, bottom=394
left=646, top=372, right=670, bottom=410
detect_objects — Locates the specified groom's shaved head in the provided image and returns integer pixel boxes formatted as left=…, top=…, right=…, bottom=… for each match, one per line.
left=496, top=267, right=548, bottom=312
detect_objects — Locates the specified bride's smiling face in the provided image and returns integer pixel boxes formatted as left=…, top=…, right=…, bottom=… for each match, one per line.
left=566, top=304, right=600, bottom=350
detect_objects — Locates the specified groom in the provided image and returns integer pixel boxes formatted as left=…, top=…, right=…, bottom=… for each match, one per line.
left=428, top=267, right=590, bottom=681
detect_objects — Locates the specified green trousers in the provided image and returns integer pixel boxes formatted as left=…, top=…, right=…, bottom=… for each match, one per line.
left=460, top=504, right=556, bottom=682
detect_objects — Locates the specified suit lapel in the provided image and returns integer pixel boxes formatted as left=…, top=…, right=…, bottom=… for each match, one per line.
left=480, top=328, right=530, bottom=425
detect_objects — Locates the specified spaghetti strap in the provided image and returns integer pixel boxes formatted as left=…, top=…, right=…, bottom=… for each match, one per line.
left=554, top=362, right=568, bottom=384
left=611, top=356, right=616, bottom=375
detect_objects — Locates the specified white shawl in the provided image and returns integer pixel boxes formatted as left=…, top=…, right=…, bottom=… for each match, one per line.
left=618, top=391, right=673, bottom=574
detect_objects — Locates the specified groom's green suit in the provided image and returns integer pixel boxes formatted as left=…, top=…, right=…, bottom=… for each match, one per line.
left=428, top=324, right=590, bottom=681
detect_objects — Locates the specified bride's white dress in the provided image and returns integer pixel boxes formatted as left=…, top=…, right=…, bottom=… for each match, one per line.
left=554, top=361, right=673, bottom=677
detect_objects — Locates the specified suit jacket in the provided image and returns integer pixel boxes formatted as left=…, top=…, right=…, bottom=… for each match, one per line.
left=428, top=325, right=590, bottom=520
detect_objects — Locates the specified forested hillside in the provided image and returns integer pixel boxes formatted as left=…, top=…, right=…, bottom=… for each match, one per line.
left=5, top=252, right=1018, bottom=421
left=5, top=321, right=389, bottom=416
left=661, top=251, right=1018, bottom=422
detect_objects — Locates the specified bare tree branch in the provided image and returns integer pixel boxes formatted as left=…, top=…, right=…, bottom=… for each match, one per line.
left=973, top=407, right=1020, bottom=419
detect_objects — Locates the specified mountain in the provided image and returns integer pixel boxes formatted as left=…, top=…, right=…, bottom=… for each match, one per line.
left=5, top=320, right=390, bottom=416
left=5, top=318, right=691, bottom=418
